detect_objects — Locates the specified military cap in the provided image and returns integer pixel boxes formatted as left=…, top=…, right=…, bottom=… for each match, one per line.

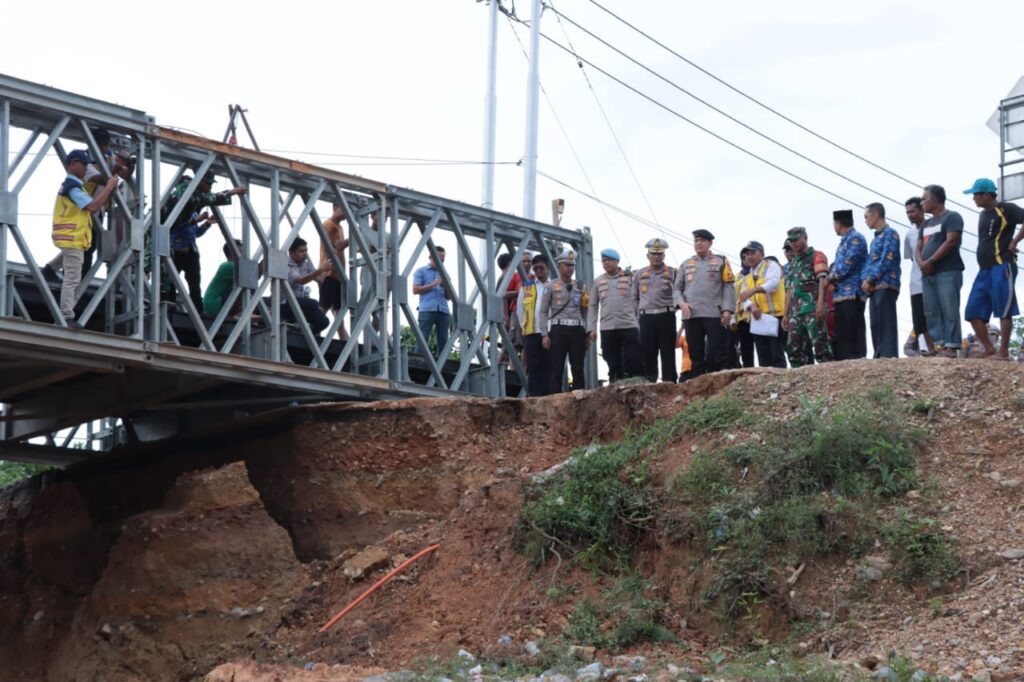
left=600, top=248, right=620, bottom=261
left=645, top=238, right=668, bottom=254
left=740, top=240, right=765, bottom=255
left=692, top=228, right=715, bottom=241
left=782, top=240, right=794, bottom=250
left=556, top=248, right=577, bottom=265
left=787, top=226, right=807, bottom=241
left=201, top=171, right=217, bottom=185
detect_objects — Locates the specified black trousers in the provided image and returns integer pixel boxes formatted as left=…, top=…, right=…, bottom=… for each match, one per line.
left=523, top=333, right=550, bottom=397
left=752, top=317, right=787, bottom=368
left=639, top=311, right=677, bottom=382
left=601, top=327, right=643, bottom=381
left=173, top=248, right=204, bottom=314
left=282, top=296, right=329, bottom=335
left=833, top=299, right=867, bottom=360
left=736, top=320, right=755, bottom=368
left=683, top=317, right=725, bottom=380
left=870, top=288, right=899, bottom=358
left=548, top=325, right=587, bottom=393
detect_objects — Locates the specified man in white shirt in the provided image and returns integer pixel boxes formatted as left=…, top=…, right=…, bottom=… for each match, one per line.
left=903, top=197, right=934, bottom=355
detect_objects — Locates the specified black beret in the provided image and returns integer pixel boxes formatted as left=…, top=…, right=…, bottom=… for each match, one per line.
left=692, top=229, right=715, bottom=241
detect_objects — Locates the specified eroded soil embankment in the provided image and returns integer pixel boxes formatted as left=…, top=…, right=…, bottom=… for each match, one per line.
left=0, top=380, right=700, bottom=681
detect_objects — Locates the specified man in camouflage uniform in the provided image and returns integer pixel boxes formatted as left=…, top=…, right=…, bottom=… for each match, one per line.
left=673, top=229, right=735, bottom=380
left=783, top=227, right=833, bottom=367
left=538, top=248, right=590, bottom=393
left=587, top=248, right=641, bottom=382
left=632, top=238, right=678, bottom=383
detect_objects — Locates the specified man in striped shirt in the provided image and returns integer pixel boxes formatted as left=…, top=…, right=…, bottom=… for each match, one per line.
left=964, top=178, right=1024, bottom=360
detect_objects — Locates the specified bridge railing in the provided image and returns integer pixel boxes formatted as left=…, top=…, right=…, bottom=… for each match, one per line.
left=0, top=73, right=595, bottom=399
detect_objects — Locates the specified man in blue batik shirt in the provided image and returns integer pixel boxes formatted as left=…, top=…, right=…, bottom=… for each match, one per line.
left=412, top=246, right=451, bottom=359
left=827, top=209, right=867, bottom=360
left=861, top=202, right=902, bottom=358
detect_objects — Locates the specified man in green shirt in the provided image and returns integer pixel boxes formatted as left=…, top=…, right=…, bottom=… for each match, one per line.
left=203, top=240, right=242, bottom=317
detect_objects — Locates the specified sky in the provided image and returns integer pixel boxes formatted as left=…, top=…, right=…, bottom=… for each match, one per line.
left=5, top=0, right=1024, bottom=353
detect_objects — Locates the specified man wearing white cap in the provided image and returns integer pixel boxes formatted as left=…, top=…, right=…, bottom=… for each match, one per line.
left=964, top=178, right=1024, bottom=359
left=588, top=248, right=641, bottom=382
left=537, top=248, right=590, bottom=392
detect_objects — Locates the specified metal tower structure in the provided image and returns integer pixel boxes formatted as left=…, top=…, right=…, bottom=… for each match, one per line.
left=998, top=89, right=1024, bottom=202
left=0, top=74, right=594, bottom=465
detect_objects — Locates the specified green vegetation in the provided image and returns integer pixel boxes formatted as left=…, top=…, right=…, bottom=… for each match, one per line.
left=517, top=396, right=747, bottom=571
left=564, top=575, right=676, bottom=651
left=0, top=461, right=50, bottom=489
left=667, top=388, right=956, bottom=620
left=884, top=509, right=960, bottom=586
left=517, top=387, right=958, bottom=632
left=399, top=325, right=460, bottom=361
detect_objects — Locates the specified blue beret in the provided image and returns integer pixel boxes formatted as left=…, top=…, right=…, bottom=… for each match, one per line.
left=600, top=248, right=620, bottom=261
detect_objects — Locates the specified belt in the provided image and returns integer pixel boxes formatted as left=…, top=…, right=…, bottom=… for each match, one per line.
left=640, top=307, right=674, bottom=315
left=551, top=319, right=583, bottom=326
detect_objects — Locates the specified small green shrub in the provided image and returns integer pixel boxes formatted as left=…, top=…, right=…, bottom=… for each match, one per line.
left=0, top=461, right=50, bottom=489
left=665, top=388, right=952, bottom=621
left=518, top=396, right=749, bottom=571
left=884, top=510, right=960, bottom=586
left=564, top=575, right=676, bottom=651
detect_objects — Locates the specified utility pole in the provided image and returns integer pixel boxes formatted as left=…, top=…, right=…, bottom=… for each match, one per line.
left=481, top=0, right=499, bottom=210
left=522, top=0, right=541, bottom=220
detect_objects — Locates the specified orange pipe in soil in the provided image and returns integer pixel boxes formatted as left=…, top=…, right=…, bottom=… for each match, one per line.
left=319, top=543, right=440, bottom=633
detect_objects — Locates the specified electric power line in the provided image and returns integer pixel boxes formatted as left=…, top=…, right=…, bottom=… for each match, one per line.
left=504, top=10, right=635, bottom=265
left=519, top=16, right=977, bottom=254
left=262, top=149, right=521, bottom=165
left=546, top=3, right=982, bottom=244
left=538, top=169, right=742, bottom=263
left=583, top=0, right=984, bottom=218
left=546, top=0, right=664, bottom=234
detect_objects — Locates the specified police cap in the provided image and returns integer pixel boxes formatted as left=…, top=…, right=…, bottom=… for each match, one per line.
left=645, top=238, right=668, bottom=254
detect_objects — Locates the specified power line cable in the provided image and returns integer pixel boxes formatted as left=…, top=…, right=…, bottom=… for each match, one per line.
left=262, top=149, right=520, bottom=165
left=583, top=0, right=984, bottom=218
left=522, top=17, right=977, bottom=254
left=504, top=10, right=634, bottom=265
left=546, top=3, right=981, bottom=243
left=546, top=0, right=665, bottom=236
left=539, top=169, right=743, bottom=264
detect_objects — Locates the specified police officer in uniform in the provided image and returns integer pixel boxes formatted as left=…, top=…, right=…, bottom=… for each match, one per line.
left=674, top=229, right=735, bottom=380
left=538, top=248, right=590, bottom=393
left=632, top=238, right=679, bottom=383
left=587, top=248, right=642, bottom=382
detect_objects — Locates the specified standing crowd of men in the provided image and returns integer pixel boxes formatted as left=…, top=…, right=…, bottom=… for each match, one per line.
left=42, top=145, right=1024, bottom=389
left=507, top=179, right=1024, bottom=395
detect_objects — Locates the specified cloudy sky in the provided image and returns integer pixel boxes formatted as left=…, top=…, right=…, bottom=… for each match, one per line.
left=6, top=0, right=1024, bottom=348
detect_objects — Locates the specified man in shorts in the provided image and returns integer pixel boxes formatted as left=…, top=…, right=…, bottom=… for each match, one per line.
left=963, top=178, right=1024, bottom=360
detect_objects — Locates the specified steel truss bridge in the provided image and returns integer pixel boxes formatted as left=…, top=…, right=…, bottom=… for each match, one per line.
left=0, top=74, right=595, bottom=466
